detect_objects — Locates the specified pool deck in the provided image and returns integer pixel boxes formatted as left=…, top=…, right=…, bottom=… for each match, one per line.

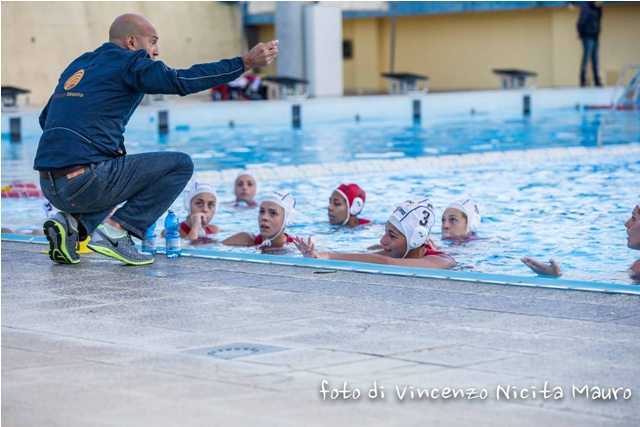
left=2, top=240, right=640, bottom=426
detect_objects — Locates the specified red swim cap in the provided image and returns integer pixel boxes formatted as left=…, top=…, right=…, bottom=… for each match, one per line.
left=336, top=183, right=366, bottom=216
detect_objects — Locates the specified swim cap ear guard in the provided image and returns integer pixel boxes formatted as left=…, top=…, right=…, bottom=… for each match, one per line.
left=388, top=199, right=435, bottom=258
left=408, top=225, right=429, bottom=251
left=350, top=196, right=364, bottom=216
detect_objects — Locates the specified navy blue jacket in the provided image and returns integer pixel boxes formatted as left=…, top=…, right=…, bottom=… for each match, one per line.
left=34, top=42, right=245, bottom=170
left=577, top=2, right=602, bottom=38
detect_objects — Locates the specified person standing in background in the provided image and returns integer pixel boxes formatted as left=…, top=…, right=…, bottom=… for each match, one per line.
left=576, top=1, right=603, bottom=87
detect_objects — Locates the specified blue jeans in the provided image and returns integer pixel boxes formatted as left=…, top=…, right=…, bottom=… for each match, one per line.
left=580, top=36, right=601, bottom=86
left=40, top=152, right=193, bottom=239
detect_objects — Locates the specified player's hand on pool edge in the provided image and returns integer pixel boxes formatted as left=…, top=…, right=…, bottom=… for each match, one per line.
left=243, top=40, right=279, bottom=69
left=521, top=257, right=562, bottom=277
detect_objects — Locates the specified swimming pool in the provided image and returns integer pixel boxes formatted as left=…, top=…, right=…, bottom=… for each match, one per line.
left=2, top=90, right=639, bottom=285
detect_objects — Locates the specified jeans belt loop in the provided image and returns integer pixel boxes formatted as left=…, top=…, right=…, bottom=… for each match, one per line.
left=47, top=171, right=58, bottom=196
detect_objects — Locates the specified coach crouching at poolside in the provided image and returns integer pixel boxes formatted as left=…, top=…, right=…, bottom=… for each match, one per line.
left=34, top=13, right=278, bottom=266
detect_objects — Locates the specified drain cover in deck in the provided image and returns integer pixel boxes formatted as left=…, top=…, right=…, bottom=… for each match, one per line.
left=187, top=343, right=288, bottom=360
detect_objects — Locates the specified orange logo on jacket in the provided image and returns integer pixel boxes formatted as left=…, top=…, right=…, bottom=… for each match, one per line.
left=63, top=69, right=85, bottom=91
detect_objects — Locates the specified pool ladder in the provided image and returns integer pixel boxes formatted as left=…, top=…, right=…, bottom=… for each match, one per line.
left=611, top=64, right=640, bottom=111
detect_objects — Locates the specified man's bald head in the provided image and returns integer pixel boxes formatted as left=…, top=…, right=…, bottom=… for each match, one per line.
left=109, top=14, right=154, bottom=41
left=109, top=13, right=159, bottom=58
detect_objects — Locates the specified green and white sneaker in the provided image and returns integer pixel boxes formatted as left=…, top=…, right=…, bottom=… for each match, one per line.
left=88, top=225, right=154, bottom=266
left=43, top=212, right=80, bottom=265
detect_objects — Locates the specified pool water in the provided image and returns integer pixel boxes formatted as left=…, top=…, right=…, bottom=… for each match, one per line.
left=76, top=107, right=640, bottom=171
left=3, top=107, right=638, bottom=180
left=2, top=106, right=639, bottom=284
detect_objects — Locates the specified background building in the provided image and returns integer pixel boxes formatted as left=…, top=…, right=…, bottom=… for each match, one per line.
left=247, top=1, right=640, bottom=94
left=1, top=1, right=245, bottom=104
left=2, top=1, right=640, bottom=104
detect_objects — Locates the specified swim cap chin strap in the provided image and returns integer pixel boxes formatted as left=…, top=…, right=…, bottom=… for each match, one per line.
left=335, top=188, right=352, bottom=226
left=258, top=192, right=296, bottom=248
left=259, top=223, right=285, bottom=248
left=388, top=199, right=435, bottom=258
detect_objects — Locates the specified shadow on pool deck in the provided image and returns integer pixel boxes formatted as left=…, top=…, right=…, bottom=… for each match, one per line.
left=2, top=241, right=640, bottom=426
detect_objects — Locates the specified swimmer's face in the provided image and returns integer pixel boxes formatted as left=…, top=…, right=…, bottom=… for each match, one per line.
left=235, top=175, right=257, bottom=202
left=190, top=192, right=216, bottom=224
left=126, top=22, right=159, bottom=59
left=328, top=191, right=349, bottom=225
left=259, top=201, right=284, bottom=238
left=625, top=205, right=640, bottom=250
left=379, top=222, right=408, bottom=258
left=441, top=208, right=468, bottom=239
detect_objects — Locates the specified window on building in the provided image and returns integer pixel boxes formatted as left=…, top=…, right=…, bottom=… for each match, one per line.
left=343, top=40, right=353, bottom=60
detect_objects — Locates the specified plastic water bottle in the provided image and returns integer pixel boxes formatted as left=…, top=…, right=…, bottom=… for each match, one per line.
left=164, top=210, right=181, bottom=258
left=141, top=222, right=157, bottom=255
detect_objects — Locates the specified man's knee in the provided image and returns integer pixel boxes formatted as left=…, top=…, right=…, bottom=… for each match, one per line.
left=171, top=153, right=193, bottom=190
left=176, top=152, right=194, bottom=175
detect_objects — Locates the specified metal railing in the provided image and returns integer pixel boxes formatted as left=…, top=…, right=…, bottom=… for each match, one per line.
left=612, top=64, right=640, bottom=111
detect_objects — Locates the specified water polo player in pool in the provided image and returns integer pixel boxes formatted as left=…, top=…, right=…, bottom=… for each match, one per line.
left=233, top=173, right=258, bottom=207
left=441, top=198, right=481, bottom=241
left=222, top=191, right=297, bottom=252
left=521, top=203, right=640, bottom=282
left=295, top=199, right=455, bottom=269
left=179, top=181, right=220, bottom=244
left=629, top=204, right=640, bottom=282
left=328, top=183, right=371, bottom=227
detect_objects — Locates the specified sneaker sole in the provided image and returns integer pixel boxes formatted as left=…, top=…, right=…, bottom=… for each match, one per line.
left=43, top=219, right=80, bottom=265
left=87, top=243, right=154, bottom=266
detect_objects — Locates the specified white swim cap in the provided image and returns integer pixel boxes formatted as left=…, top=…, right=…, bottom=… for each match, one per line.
left=235, top=172, right=255, bottom=181
left=183, top=181, right=217, bottom=211
left=259, top=191, right=296, bottom=246
left=388, top=199, right=435, bottom=258
left=447, top=198, right=481, bottom=233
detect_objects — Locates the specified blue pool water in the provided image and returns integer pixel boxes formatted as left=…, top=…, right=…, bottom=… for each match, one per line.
left=3, top=107, right=638, bottom=177
left=2, top=105, right=639, bottom=284
left=76, top=107, right=640, bottom=171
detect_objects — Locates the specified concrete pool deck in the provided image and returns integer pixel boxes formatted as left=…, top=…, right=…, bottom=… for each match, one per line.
left=2, top=240, right=640, bottom=426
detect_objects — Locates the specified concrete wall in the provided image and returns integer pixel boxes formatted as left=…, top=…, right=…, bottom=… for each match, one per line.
left=275, top=2, right=305, bottom=79
left=254, top=25, right=277, bottom=77
left=393, top=8, right=555, bottom=91
left=1, top=1, right=245, bottom=105
left=343, top=18, right=385, bottom=94
left=304, top=5, right=343, bottom=97
left=258, top=3, right=640, bottom=93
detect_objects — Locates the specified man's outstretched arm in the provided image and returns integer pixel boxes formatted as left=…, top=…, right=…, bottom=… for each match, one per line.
left=123, top=40, right=278, bottom=96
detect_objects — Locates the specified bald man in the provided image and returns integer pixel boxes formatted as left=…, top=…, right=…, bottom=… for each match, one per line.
left=35, top=13, right=278, bottom=266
